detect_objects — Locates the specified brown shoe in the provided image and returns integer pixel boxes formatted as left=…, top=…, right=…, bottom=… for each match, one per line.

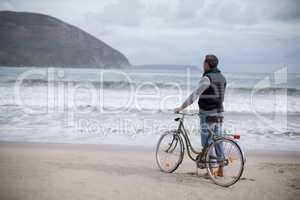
left=218, top=166, right=224, bottom=177
left=212, top=167, right=224, bottom=177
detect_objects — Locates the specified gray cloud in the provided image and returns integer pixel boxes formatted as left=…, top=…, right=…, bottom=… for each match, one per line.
left=86, top=0, right=144, bottom=27
left=0, top=0, right=299, bottom=72
left=166, top=0, right=300, bottom=27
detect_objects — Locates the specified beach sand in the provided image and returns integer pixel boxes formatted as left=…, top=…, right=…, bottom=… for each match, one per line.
left=0, top=142, right=299, bottom=200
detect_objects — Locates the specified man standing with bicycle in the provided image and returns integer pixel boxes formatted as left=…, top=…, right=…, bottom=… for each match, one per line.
left=175, top=54, right=226, bottom=176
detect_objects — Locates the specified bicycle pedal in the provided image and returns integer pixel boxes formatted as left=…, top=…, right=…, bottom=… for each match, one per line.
left=197, top=162, right=206, bottom=169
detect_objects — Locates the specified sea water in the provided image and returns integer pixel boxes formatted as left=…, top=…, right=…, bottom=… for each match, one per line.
left=0, top=66, right=299, bottom=151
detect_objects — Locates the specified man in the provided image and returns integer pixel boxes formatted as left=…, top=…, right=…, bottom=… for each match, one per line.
left=175, top=54, right=226, bottom=176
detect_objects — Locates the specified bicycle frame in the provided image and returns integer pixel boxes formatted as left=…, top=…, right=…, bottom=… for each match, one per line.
left=176, top=115, right=201, bottom=161
left=174, top=113, right=222, bottom=162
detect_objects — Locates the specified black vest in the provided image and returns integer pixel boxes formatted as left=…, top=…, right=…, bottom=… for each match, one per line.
left=198, top=70, right=226, bottom=113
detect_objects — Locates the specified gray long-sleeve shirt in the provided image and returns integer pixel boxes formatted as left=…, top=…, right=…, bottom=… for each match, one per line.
left=180, top=76, right=211, bottom=109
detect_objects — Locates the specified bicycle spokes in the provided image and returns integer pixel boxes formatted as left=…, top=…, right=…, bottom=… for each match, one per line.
left=206, top=138, right=244, bottom=187
left=228, top=155, right=237, bottom=164
left=156, top=131, right=184, bottom=173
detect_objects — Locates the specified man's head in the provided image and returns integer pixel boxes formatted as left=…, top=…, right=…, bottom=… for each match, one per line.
left=203, top=54, right=218, bottom=71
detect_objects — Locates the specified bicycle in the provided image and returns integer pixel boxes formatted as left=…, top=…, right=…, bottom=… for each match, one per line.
left=155, top=112, right=245, bottom=187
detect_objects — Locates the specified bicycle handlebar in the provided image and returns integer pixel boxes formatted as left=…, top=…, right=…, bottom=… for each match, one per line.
left=176, top=112, right=199, bottom=116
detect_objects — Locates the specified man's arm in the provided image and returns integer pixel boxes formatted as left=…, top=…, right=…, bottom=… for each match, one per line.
left=175, top=76, right=210, bottom=112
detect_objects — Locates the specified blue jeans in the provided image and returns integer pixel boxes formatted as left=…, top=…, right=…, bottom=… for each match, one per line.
left=199, top=112, right=224, bottom=158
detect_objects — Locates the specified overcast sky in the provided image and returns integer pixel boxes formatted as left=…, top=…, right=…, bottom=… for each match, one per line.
left=1, top=0, right=300, bottom=72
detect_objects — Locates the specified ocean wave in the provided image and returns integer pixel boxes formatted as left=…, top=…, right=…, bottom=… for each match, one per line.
left=228, top=87, right=300, bottom=95
left=1, top=78, right=300, bottom=94
left=1, top=103, right=300, bottom=115
left=0, top=79, right=192, bottom=90
left=246, top=129, right=300, bottom=137
left=1, top=79, right=136, bottom=89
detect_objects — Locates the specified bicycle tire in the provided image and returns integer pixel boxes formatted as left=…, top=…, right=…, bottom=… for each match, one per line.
left=206, top=138, right=245, bottom=187
left=155, top=130, right=184, bottom=173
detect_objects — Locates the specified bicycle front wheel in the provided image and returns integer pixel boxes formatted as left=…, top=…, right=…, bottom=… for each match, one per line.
left=206, top=138, right=244, bottom=187
left=155, top=130, right=184, bottom=173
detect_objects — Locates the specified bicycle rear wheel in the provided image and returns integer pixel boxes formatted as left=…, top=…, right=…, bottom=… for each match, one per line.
left=206, top=138, right=244, bottom=187
left=156, top=130, right=184, bottom=173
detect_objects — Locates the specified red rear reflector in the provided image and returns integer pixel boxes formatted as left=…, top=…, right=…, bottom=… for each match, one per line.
left=234, top=135, right=240, bottom=140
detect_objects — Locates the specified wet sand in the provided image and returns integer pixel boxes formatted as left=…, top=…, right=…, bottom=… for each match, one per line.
left=0, top=142, right=299, bottom=200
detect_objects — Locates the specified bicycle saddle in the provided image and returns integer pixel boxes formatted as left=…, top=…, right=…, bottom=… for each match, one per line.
left=206, top=116, right=223, bottom=123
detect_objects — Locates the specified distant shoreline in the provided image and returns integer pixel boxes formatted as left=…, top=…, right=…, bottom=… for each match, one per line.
left=0, top=64, right=199, bottom=70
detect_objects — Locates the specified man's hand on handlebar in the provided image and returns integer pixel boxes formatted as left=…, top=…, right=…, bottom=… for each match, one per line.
left=174, top=107, right=183, bottom=113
